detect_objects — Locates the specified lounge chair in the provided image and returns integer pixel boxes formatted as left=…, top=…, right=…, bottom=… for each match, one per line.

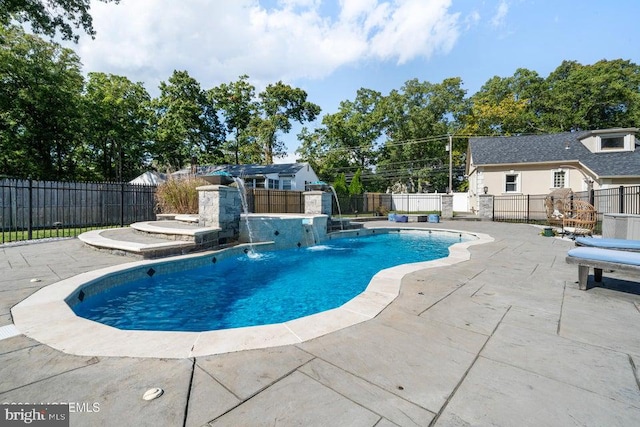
left=575, top=237, right=640, bottom=251
left=566, top=247, right=640, bottom=290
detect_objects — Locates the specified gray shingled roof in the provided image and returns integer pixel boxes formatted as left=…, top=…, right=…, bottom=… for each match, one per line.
left=469, top=131, right=640, bottom=177
left=205, top=163, right=305, bottom=177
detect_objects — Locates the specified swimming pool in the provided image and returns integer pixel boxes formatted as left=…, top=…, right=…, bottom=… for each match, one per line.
left=12, top=227, right=493, bottom=357
left=73, top=230, right=470, bottom=332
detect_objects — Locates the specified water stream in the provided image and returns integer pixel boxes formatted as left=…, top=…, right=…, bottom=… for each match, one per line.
left=233, top=177, right=257, bottom=255
left=328, top=185, right=344, bottom=231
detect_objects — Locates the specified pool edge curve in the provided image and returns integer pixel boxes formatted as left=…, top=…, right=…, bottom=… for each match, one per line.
left=11, top=228, right=494, bottom=358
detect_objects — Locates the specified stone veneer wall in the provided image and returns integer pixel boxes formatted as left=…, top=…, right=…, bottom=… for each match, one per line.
left=478, top=194, right=494, bottom=220
left=440, top=194, right=453, bottom=219
left=304, top=191, right=332, bottom=216
left=197, top=185, right=241, bottom=242
left=239, top=215, right=328, bottom=250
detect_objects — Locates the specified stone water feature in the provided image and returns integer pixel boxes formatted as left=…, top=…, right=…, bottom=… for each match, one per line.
left=197, top=177, right=242, bottom=244
left=200, top=174, right=332, bottom=251
left=80, top=174, right=340, bottom=257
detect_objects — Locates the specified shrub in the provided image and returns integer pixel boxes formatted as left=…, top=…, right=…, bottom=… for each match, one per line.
left=155, top=177, right=208, bottom=214
left=332, top=173, right=348, bottom=196
left=375, top=205, right=390, bottom=216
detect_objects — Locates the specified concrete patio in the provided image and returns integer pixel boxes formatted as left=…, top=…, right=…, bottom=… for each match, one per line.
left=1, top=221, right=639, bottom=426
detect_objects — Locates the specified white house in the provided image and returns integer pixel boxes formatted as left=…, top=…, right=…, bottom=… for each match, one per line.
left=204, top=163, right=320, bottom=191
left=132, top=163, right=320, bottom=191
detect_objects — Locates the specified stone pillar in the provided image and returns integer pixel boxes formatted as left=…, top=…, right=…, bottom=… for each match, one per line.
left=304, top=191, right=332, bottom=216
left=197, top=185, right=241, bottom=241
left=440, top=194, right=453, bottom=219
left=478, top=194, right=494, bottom=220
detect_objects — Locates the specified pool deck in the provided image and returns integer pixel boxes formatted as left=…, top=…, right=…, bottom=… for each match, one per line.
left=1, top=221, right=640, bottom=426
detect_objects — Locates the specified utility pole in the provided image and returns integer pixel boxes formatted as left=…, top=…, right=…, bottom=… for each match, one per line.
left=447, top=134, right=453, bottom=194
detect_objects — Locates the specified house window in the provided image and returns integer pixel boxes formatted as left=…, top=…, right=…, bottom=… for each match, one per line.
left=553, top=171, right=566, bottom=188
left=601, top=136, right=625, bottom=150
left=282, top=179, right=292, bottom=190
left=505, top=174, right=519, bottom=193
left=267, top=179, right=279, bottom=189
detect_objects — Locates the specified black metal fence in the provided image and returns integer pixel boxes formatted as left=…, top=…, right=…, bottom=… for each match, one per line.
left=493, top=194, right=549, bottom=223
left=1, top=179, right=157, bottom=244
left=493, top=185, right=640, bottom=230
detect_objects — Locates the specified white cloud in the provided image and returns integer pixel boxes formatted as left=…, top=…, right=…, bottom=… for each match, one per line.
left=491, top=0, right=509, bottom=27
left=72, top=0, right=461, bottom=93
left=464, top=10, right=481, bottom=30
left=369, top=0, right=459, bottom=64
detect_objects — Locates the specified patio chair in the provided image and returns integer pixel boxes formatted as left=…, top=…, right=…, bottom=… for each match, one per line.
left=544, top=188, right=573, bottom=227
left=562, top=200, right=596, bottom=238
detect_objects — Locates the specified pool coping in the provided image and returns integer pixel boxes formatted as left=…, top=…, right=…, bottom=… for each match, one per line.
left=11, top=227, right=493, bottom=358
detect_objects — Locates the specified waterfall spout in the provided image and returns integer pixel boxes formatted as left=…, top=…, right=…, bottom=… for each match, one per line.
left=233, top=177, right=256, bottom=254
left=328, top=185, right=344, bottom=231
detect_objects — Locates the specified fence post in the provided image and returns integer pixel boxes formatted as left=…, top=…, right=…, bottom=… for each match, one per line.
left=267, top=190, right=271, bottom=213
left=478, top=194, right=494, bottom=220
left=526, top=194, right=530, bottom=222
left=440, top=194, right=453, bottom=219
left=28, top=178, right=33, bottom=240
left=619, top=185, right=625, bottom=213
left=120, top=182, right=125, bottom=227
left=589, top=188, right=595, bottom=207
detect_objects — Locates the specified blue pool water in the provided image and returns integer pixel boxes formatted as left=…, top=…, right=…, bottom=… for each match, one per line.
left=73, top=230, right=469, bottom=332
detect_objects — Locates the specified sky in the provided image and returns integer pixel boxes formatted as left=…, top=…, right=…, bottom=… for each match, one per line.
left=68, top=0, right=640, bottom=163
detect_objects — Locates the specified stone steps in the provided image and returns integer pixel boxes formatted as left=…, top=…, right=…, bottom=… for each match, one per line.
left=78, top=220, right=222, bottom=258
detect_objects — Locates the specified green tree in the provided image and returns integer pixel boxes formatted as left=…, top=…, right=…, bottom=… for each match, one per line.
left=539, top=59, right=640, bottom=132
left=151, top=70, right=224, bottom=172
left=208, top=75, right=257, bottom=164
left=296, top=89, right=383, bottom=187
left=296, top=126, right=351, bottom=183
left=322, top=88, right=384, bottom=172
left=348, top=169, right=364, bottom=195
left=0, top=25, right=84, bottom=179
left=1, top=0, right=119, bottom=42
left=332, top=172, right=348, bottom=196
left=461, top=69, right=545, bottom=136
left=253, top=81, right=320, bottom=164
left=81, top=72, right=152, bottom=181
left=377, top=78, right=469, bottom=192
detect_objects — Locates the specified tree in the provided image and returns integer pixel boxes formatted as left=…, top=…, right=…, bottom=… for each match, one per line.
left=332, top=173, right=348, bottom=196
left=151, top=70, right=224, bottom=172
left=253, top=81, right=320, bottom=164
left=539, top=59, right=640, bottom=132
left=295, top=126, right=351, bottom=183
left=461, top=69, right=544, bottom=136
left=1, top=0, right=119, bottom=42
left=377, top=78, right=469, bottom=192
left=208, top=75, right=257, bottom=164
left=322, top=88, right=384, bottom=172
left=81, top=72, right=152, bottom=181
left=0, top=25, right=84, bottom=179
left=348, top=169, right=364, bottom=195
